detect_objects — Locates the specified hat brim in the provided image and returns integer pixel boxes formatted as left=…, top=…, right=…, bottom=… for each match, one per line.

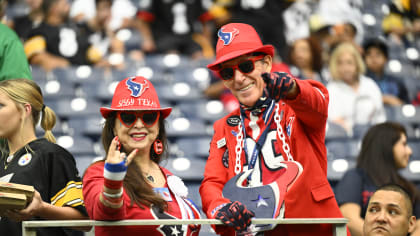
left=100, top=107, right=172, bottom=119
left=207, top=44, right=274, bottom=71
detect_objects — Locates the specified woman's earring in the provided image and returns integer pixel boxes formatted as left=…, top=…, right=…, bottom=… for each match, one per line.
left=153, top=139, right=163, bottom=155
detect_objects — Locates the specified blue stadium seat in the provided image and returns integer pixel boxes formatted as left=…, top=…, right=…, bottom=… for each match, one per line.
left=326, top=138, right=360, bottom=161
left=352, top=124, right=372, bottom=139
left=408, top=140, right=420, bottom=161
left=178, top=100, right=227, bottom=123
left=50, top=97, right=102, bottom=120
left=327, top=159, right=356, bottom=182
left=39, top=79, right=76, bottom=100
left=176, top=136, right=212, bottom=159
left=30, top=66, right=47, bottom=83
left=325, top=122, right=349, bottom=140
left=164, top=157, right=206, bottom=181
left=184, top=181, right=203, bottom=209
left=67, top=115, right=104, bottom=139
left=166, top=117, right=211, bottom=137
left=389, top=105, right=420, bottom=126
left=155, top=83, right=204, bottom=102
left=56, top=135, right=97, bottom=156
left=74, top=156, right=100, bottom=176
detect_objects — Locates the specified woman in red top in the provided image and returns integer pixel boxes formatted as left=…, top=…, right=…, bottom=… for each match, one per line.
left=82, top=76, right=200, bottom=236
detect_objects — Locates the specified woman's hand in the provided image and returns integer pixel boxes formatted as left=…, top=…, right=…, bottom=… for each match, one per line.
left=105, top=136, right=137, bottom=166
left=4, top=190, right=44, bottom=222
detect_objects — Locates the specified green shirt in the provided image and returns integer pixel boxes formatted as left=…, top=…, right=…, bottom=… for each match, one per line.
left=0, top=23, right=32, bottom=81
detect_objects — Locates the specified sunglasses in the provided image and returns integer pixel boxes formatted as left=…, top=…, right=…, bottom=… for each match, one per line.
left=218, top=55, right=265, bottom=80
left=117, top=111, right=160, bottom=128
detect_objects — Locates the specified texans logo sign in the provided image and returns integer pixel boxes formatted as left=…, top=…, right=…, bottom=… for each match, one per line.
left=218, top=27, right=239, bottom=45
left=222, top=161, right=303, bottom=232
left=126, top=77, right=149, bottom=97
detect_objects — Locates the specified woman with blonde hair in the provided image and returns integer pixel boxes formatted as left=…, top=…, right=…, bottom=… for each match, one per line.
left=327, top=42, right=386, bottom=135
left=0, top=79, right=88, bottom=236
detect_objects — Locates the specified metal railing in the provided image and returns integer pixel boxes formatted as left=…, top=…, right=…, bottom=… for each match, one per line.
left=22, top=218, right=348, bottom=236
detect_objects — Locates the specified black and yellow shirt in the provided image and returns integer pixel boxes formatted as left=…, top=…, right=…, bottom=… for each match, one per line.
left=24, top=22, right=101, bottom=65
left=0, top=138, right=87, bottom=236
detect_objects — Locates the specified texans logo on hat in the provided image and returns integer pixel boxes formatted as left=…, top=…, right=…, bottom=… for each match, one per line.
left=100, top=76, right=172, bottom=119
left=218, top=27, right=239, bottom=45
left=208, top=23, right=274, bottom=71
left=126, top=77, right=148, bottom=97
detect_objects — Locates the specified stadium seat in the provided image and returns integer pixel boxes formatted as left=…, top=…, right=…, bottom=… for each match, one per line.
left=50, top=97, right=102, bottom=120
left=175, top=136, right=212, bottom=159
left=325, top=121, right=349, bottom=140
left=178, top=100, right=227, bottom=123
left=39, top=79, right=76, bottom=100
left=155, top=83, right=204, bottom=102
left=164, top=157, right=206, bottom=181
left=67, top=115, right=104, bottom=139
left=390, top=105, right=420, bottom=126
left=56, top=135, right=97, bottom=157
left=326, top=138, right=360, bottom=161
left=327, top=159, right=356, bottom=182
left=166, top=117, right=211, bottom=137
left=74, top=156, right=99, bottom=176
left=352, top=124, right=372, bottom=139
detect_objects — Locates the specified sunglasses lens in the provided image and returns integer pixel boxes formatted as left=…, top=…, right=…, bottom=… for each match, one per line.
left=219, top=68, right=234, bottom=80
left=238, top=60, right=255, bottom=74
left=142, top=112, right=159, bottom=126
left=120, top=113, right=137, bottom=126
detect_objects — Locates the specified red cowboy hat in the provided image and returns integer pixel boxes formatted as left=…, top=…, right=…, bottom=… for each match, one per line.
left=100, top=76, right=172, bottom=119
left=207, top=23, right=274, bottom=71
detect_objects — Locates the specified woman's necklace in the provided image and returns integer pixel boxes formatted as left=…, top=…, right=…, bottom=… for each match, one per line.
left=4, top=154, right=14, bottom=170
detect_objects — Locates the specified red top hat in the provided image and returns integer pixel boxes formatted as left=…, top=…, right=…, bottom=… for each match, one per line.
left=207, top=23, right=274, bottom=71
left=100, top=76, right=172, bottom=119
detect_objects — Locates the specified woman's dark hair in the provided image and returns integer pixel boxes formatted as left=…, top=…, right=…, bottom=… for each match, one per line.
left=100, top=112, right=169, bottom=211
left=356, top=122, right=418, bottom=202
left=287, top=37, right=323, bottom=73
left=363, top=38, right=389, bottom=59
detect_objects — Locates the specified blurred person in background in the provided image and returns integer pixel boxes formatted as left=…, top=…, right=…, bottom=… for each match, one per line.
left=7, top=0, right=44, bottom=41
left=79, top=0, right=126, bottom=69
left=23, top=0, right=106, bottom=71
left=363, top=37, right=410, bottom=106
left=327, top=42, right=386, bottom=136
left=83, top=76, right=201, bottom=236
left=335, top=122, right=420, bottom=236
left=0, top=0, right=32, bottom=81
left=287, top=37, right=325, bottom=84
left=132, top=0, right=214, bottom=59
left=0, top=79, right=88, bottom=236
left=382, top=0, right=420, bottom=47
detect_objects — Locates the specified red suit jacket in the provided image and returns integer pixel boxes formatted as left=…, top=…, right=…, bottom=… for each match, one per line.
left=200, top=79, right=348, bottom=235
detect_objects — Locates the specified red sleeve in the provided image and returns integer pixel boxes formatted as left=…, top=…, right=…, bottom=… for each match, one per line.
left=286, top=79, right=329, bottom=132
left=82, top=162, right=127, bottom=220
left=136, top=11, right=155, bottom=22
left=199, top=118, right=235, bottom=235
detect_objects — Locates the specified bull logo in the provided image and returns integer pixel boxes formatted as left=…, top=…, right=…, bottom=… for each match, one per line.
left=126, top=77, right=148, bottom=97
left=218, top=27, right=239, bottom=45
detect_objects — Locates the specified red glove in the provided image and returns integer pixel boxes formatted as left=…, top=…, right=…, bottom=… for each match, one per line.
left=262, top=72, right=295, bottom=101
left=215, top=201, right=255, bottom=232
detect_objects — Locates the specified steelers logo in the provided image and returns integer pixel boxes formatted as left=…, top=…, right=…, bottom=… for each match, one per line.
left=18, top=153, right=32, bottom=166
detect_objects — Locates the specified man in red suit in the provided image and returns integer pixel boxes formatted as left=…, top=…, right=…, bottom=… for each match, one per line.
left=199, top=22, right=348, bottom=235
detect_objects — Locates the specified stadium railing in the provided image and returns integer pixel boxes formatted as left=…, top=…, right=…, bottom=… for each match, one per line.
left=22, top=218, right=348, bottom=236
